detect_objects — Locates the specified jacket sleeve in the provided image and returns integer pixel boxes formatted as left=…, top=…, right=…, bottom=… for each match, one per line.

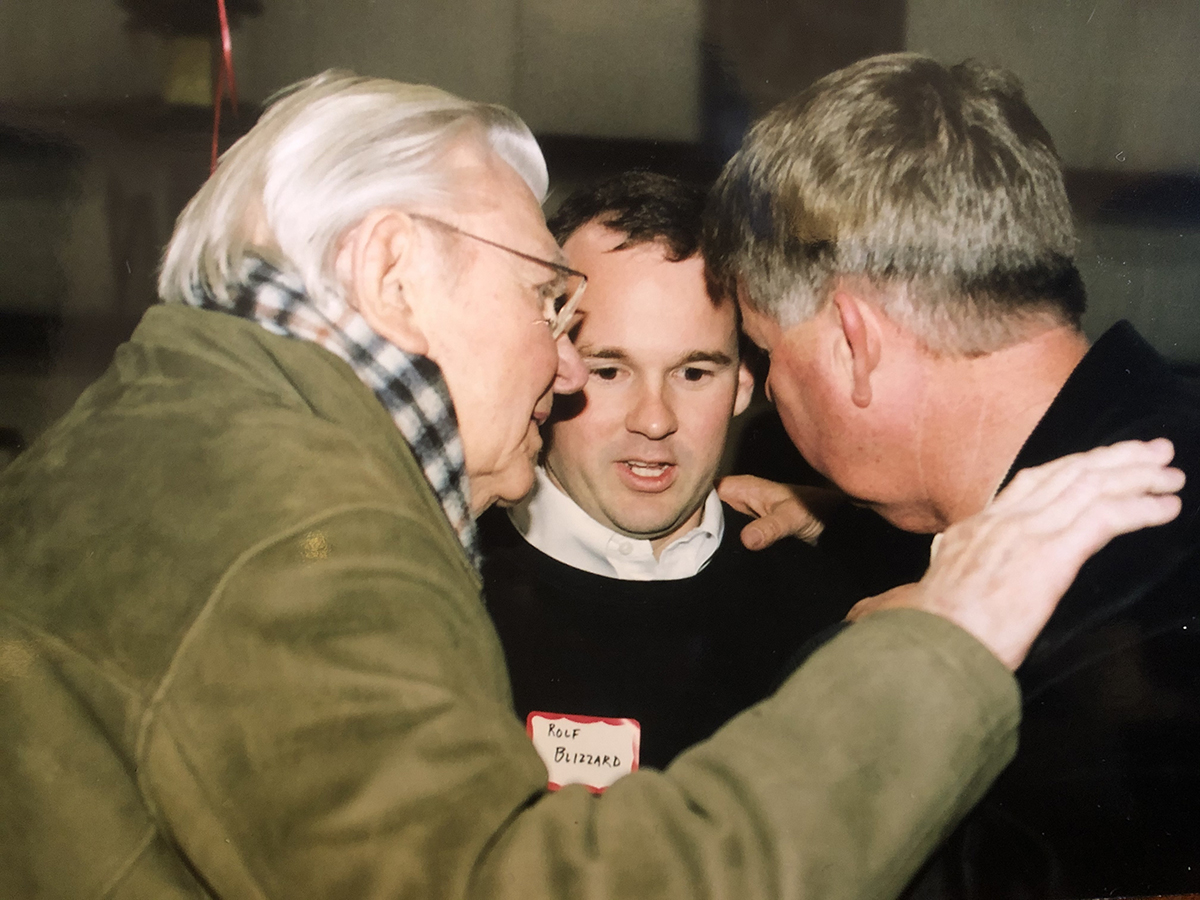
left=138, top=505, right=1019, bottom=900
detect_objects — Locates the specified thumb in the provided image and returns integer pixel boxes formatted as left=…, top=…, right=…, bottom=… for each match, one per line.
left=740, top=509, right=818, bottom=550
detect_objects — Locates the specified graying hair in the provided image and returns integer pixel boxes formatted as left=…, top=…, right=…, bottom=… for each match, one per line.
left=159, top=70, right=548, bottom=308
left=704, top=53, right=1086, bottom=355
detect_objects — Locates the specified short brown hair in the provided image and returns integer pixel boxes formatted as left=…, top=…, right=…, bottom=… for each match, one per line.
left=704, top=53, right=1085, bottom=354
left=548, top=171, right=706, bottom=262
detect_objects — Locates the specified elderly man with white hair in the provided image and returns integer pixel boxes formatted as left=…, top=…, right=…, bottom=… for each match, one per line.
left=0, top=71, right=1184, bottom=900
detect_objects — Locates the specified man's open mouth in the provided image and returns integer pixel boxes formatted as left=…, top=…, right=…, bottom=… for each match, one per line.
left=623, top=461, right=672, bottom=478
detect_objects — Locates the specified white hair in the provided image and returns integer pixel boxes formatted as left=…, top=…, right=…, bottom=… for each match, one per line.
left=158, top=70, right=548, bottom=308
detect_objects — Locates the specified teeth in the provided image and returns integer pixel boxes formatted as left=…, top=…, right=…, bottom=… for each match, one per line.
left=627, top=462, right=668, bottom=477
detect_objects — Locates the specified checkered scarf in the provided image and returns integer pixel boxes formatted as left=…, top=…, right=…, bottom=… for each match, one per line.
left=179, top=256, right=481, bottom=569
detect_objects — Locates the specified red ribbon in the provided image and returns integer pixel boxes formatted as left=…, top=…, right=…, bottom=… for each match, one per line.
left=211, top=0, right=239, bottom=174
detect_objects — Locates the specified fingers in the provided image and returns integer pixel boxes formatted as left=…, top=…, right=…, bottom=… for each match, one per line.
left=717, top=475, right=793, bottom=516
left=866, top=439, right=1185, bottom=671
left=715, top=480, right=840, bottom=549
left=740, top=514, right=820, bottom=551
left=1027, top=489, right=1181, bottom=575
left=718, top=475, right=829, bottom=549
left=990, top=438, right=1183, bottom=558
left=845, top=585, right=912, bottom=622
left=740, top=522, right=771, bottom=552
left=996, top=438, right=1180, bottom=510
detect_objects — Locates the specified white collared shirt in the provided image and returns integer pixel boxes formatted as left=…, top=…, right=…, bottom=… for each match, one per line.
left=508, top=467, right=725, bottom=581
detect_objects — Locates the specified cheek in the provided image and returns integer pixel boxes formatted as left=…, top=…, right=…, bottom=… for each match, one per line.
left=498, top=329, right=558, bottom=409
left=547, top=402, right=606, bottom=464
left=569, top=382, right=624, bottom=430
left=528, top=333, right=560, bottom=384
left=767, top=369, right=821, bottom=452
left=684, top=392, right=736, bottom=457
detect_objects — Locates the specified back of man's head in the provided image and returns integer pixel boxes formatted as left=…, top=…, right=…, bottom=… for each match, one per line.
left=705, top=53, right=1086, bottom=355
left=549, top=171, right=707, bottom=266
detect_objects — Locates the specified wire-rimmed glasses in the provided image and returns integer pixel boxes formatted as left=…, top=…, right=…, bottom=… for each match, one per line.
left=410, top=213, right=587, bottom=338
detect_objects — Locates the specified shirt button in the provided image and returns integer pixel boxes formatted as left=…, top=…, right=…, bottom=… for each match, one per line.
left=618, top=542, right=633, bottom=556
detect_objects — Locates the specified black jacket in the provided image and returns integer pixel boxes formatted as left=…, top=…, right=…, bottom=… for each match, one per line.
left=907, top=321, right=1200, bottom=899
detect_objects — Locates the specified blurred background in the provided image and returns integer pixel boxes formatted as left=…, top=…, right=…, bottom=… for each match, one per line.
left=1, top=0, right=1198, bottom=468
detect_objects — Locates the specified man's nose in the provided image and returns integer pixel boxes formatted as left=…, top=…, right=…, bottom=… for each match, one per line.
left=626, top=381, right=678, bottom=440
left=553, top=333, right=588, bottom=394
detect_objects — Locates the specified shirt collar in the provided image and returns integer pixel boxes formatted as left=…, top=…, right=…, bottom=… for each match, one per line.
left=509, top=467, right=724, bottom=581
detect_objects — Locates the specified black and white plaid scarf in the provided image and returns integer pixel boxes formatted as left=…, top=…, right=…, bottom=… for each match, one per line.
left=179, top=256, right=481, bottom=569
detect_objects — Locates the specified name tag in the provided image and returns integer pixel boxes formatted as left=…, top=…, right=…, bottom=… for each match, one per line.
left=526, top=711, right=641, bottom=793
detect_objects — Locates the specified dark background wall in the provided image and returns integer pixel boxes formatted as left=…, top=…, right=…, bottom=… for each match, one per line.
left=1, top=0, right=1197, bottom=460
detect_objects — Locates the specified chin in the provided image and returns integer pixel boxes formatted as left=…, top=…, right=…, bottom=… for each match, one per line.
left=470, top=465, right=536, bottom=515
left=498, top=466, right=538, bottom=508
left=861, top=499, right=942, bottom=534
left=610, top=509, right=690, bottom=541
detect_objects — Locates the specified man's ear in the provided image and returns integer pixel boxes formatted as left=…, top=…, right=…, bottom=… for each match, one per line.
left=336, top=209, right=429, bottom=356
left=733, top=359, right=755, bottom=416
left=830, top=287, right=882, bottom=408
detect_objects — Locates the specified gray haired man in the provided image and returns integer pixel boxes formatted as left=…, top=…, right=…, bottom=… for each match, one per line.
left=706, top=52, right=1200, bottom=899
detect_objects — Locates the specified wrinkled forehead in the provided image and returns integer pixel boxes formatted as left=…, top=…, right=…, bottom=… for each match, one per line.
left=433, top=138, right=561, bottom=260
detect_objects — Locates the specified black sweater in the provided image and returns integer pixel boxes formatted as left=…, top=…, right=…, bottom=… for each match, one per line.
left=480, top=504, right=860, bottom=771
left=905, top=322, right=1200, bottom=900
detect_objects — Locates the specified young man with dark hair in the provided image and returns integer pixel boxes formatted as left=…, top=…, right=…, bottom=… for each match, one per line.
left=481, top=172, right=860, bottom=777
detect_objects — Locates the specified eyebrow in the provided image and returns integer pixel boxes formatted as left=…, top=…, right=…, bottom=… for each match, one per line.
left=578, top=348, right=735, bottom=367
left=678, top=350, right=735, bottom=367
left=578, top=348, right=630, bottom=361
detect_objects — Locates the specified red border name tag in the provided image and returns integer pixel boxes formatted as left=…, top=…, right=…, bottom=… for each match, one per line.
left=526, top=711, right=641, bottom=793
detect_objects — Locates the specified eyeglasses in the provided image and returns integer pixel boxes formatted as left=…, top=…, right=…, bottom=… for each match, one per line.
left=410, top=213, right=587, bottom=339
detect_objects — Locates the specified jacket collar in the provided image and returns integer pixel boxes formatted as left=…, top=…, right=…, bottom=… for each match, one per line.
left=1004, top=321, right=1165, bottom=483
left=999, top=321, right=1200, bottom=676
left=175, top=257, right=481, bottom=569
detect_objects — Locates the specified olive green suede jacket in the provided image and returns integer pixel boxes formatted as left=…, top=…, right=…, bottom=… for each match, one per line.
left=0, top=305, right=1019, bottom=900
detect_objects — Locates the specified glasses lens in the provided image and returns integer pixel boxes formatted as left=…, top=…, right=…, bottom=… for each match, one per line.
left=550, top=274, right=586, bottom=338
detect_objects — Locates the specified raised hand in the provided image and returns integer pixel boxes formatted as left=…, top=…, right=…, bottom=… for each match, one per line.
left=847, top=438, right=1184, bottom=670
left=717, top=475, right=844, bottom=548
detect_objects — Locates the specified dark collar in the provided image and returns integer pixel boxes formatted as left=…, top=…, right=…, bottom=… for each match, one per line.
left=999, top=320, right=1200, bottom=679
left=1003, top=320, right=1170, bottom=485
